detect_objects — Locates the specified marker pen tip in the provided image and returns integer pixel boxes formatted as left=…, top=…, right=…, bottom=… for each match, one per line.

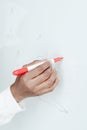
left=54, top=57, right=63, bottom=63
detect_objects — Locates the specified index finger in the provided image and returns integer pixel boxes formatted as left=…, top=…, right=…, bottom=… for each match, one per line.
left=25, top=61, right=51, bottom=79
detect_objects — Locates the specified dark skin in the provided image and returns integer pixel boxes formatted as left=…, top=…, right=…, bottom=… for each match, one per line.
left=11, top=60, right=59, bottom=102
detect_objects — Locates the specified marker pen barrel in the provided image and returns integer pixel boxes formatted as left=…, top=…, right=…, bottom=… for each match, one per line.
left=13, top=57, right=63, bottom=76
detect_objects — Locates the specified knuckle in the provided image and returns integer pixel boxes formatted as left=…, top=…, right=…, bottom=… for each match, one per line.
left=33, top=60, right=40, bottom=63
left=38, top=65, right=44, bottom=72
left=46, top=60, right=50, bottom=64
left=43, top=70, right=51, bottom=78
left=52, top=69, right=56, bottom=75
left=45, top=61, right=51, bottom=67
left=47, top=79, right=53, bottom=86
left=37, top=61, right=51, bottom=72
left=49, top=78, right=54, bottom=83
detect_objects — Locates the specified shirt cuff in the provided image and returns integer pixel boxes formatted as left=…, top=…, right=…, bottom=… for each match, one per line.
left=0, top=87, right=25, bottom=115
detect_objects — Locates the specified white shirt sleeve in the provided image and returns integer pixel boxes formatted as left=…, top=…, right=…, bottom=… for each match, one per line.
left=0, top=87, right=25, bottom=126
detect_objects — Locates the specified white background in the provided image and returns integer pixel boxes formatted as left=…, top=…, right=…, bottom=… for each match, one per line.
left=0, top=0, right=87, bottom=130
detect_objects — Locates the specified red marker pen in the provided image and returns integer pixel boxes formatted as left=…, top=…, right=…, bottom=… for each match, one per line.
left=13, top=57, right=63, bottom=76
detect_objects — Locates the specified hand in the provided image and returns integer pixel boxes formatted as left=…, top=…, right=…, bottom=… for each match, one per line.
left=10, top=60, right=59, bottom=102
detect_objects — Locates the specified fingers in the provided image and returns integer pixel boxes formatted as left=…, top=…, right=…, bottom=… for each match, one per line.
left=31, top=66, right=52, bottom=86
left=33, top=69, right=58, bottom=93
left=14, top=60, right=60, bottom=100
left=20, top=60, right=59, bottom=97
left=40, top=78, right=59, bottom=95
left=24, top=61, right=51, bottom=79
left=36, top=78, right=59, bottom=96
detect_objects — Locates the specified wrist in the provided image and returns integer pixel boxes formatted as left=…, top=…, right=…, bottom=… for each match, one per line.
left=10, top=83, right=23, bottom=103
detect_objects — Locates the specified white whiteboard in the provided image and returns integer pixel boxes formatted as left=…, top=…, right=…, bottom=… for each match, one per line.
left=0, top=0, right=87, bottom=130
